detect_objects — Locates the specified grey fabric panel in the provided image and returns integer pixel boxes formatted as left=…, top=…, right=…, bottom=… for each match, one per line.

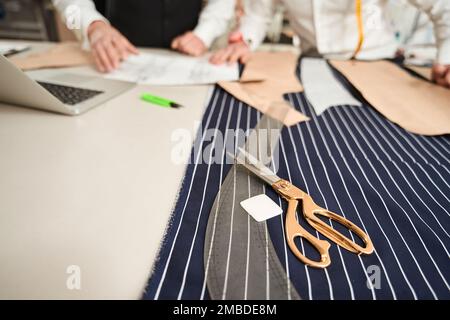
left=204, top=116, right=301, bottom=300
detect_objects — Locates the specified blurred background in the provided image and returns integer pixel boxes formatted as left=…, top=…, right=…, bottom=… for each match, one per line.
left=0, top=0, right=437, bottom=62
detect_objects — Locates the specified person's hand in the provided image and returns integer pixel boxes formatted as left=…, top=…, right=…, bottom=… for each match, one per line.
left=209, top=31, right=251, bottom=65
left=87, top=21, right=138, bottom=73
left=209, top=42, right=251, bottom=65
left=171, top=31, right=207, bottom=56
left=432, top=64, right=450, bottom=88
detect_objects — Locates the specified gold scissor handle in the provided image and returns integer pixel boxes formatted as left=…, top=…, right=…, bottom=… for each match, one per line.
left=273, top=179, right=374, bottom=268
left=302, top=193, right=374, bottom=255
left=285, top=199, right=332, bottom=268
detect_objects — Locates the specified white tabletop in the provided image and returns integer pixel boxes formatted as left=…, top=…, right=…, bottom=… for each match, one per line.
left=0, top=41, right=211, bottom=299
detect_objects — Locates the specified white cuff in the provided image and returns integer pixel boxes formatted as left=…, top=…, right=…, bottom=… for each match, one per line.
left=239, top=26, right=264, bottom=51
left=437, top=40, right=450, bottom=65
left=193, top=23, right=216, bottom=48
left=79, top=11, right=108, bottom=51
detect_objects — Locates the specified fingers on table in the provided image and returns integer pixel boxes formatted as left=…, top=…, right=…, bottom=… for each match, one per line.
left=171, top=35, right=181, bottom=50
left=93, top=36, right=138, bottom=73
left=172, top=32, right=205, bottom=56
left=210, top=47, right=233, bottom=65
left=432, top=65, right=450, bottom=88
left=210, top=44, right=249, bottom=65
left=92, top=42, right=112, bottom=72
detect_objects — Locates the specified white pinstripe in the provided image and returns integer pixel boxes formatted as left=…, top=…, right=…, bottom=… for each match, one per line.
left=287, top=125, right=359, bottom=299
left=364, top=108, right=450, bottom=208
left=296, top=95, right=397, bottom=299
left=409, top=135, right=450, bottom=177
left=333, top=108, right=448, bottom=299
left=419, top=136, right=450, bottom=164
left=256, top=112, right=271, bottom=300
left=369, top=109, right=450, bottom=189
left=279, top=134, right=335, bottom=300
left=431, top=137, right=450, bottom=155
left=244, top=107, right=252, bottom=300
left=319, top=107, right=419, bottom=299
left=200, top=101, right=244, bottom=299
left=442, top=138, right=450, bottom=148
left=222, top=102, right=246, bottom=300
left=267, top=118, right=295, bottom=300
left=346, top=109, right=450, bottom=260
left=222, top=164, right=237, bottom=299
left=177, top=95, right=235, bottom=299
left=273, top=194, right=295, bottom=300
left=291, top=95, right=384, bottom=299
left=343, top=107, right=450, bottom=287
left=222, top=104, right=250, bottom=299
left=276, top=196, right=296, bottom=300
left=152, top=85, right=449, bottom=300
left=413, top=136, right=450, bottom=175
left=244, top=175, right=251, bottom=300
left=154, top=89, right=223, bottom=299
left=285, top=96, right=355, bottom=298
left=354, top=108, right=450, bottom=240
left=367, top=108, right=450, bottom=192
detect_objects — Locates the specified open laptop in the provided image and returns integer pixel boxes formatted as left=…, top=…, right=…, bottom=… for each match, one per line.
left=0, top=54, right=134, bottom=115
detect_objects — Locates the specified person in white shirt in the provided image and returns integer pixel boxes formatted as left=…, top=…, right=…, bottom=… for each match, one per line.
left=52, top=0, right=235, bottom=73
left=210, top=0, right=450, bottom=88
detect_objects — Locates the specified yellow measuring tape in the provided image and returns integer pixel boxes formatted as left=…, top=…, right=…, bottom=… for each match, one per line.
left=351, top=0, right=364, bottom=59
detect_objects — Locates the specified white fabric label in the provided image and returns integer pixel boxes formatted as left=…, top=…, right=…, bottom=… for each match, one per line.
left=240, top=194, right=283, bottom=222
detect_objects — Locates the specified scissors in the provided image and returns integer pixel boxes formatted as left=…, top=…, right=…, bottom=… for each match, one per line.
left=233, top=148, right=374, bottom=268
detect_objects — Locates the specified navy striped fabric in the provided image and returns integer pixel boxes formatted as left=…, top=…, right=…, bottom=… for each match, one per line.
left=143, top=80, right=450, bottom=300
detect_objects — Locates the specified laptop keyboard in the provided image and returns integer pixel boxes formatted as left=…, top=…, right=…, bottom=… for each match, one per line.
left=37, top=81, right=103, bottom=106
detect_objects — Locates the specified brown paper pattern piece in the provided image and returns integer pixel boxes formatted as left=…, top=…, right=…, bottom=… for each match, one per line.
left=220, top=51, right=309, bottom=127
left=10, top=42, right=94, bottom=70
left=330, top=60, right=450, bottom=136
left=405, top=65, right=432, bottom=82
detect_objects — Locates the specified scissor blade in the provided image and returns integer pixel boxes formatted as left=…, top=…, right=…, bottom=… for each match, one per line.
left=232, top=148, right=281, bottom=185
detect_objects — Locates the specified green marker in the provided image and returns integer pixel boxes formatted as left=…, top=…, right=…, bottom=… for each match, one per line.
left=141, top=93, right=183, bottom=109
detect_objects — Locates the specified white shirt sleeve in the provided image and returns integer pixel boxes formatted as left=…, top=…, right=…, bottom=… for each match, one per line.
left=237, top=0, right=274, bottom=50
left=52, top=0, right=108, bottom=50
left=192, top=0, right=237, bottom=48
left=407, top=0, right=450, bottom=64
